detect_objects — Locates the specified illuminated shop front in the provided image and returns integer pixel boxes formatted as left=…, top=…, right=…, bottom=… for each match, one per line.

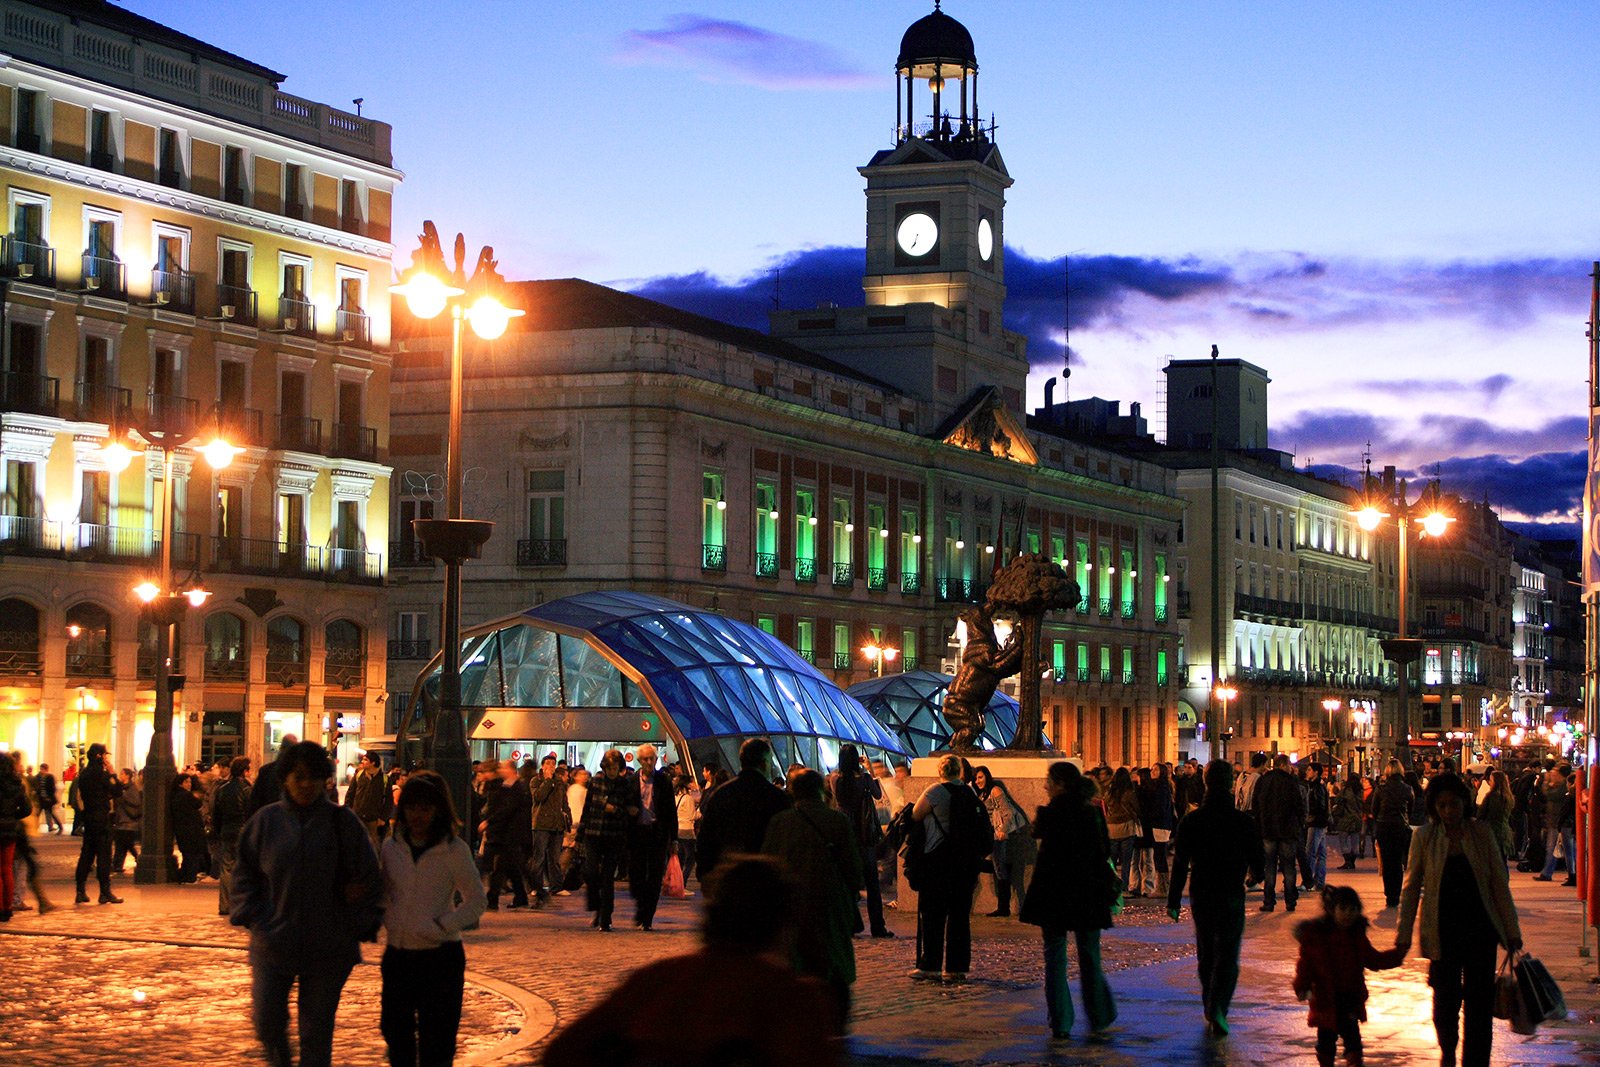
left=401, top=592, right=908, bottom=774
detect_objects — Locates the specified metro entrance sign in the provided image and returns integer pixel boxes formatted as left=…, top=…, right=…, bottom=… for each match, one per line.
left=471, top=708, right=664, bottom=742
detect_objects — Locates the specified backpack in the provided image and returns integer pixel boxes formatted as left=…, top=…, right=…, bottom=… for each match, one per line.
left=891, top=806, right=930, bottom=890
left=945, top=783, right=994, bottom=865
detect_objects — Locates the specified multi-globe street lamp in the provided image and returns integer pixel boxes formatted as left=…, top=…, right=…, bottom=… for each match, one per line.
left=862, top=642, right=899, bottom=678
left=103, top=419, right=236, bottom=883
left=1321, top=697, right=1342, bottom=761
left=1353, top=488, right=1452, bottom=769
left=1349, top=706, right=1372, bottom=774
left=391, top=222, right=521, bottom=828
left=1214, top=683, right=1238, bottom=759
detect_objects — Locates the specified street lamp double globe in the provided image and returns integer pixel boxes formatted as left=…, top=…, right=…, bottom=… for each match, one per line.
left=105, top=418, right=236, bottom=884
left=1352, top=491, right=1453, bottom=769
left=390, top=222, right=522, bottom=827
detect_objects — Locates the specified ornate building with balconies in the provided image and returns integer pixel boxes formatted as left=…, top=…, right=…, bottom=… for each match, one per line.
left=0, top=0, right=395, bottom=772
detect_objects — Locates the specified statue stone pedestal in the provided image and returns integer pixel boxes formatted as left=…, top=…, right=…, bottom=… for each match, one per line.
left=897, top=753, right=1085, bottom=915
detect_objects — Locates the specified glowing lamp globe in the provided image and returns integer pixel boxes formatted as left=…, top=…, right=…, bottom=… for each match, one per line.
left=199, top=436, right=238, bottom=470
left=467, top=296, right=519, bottom=341
left=1420, top=512, right=1451, bottom=538
left=1353, top=506, right=1385, bottom=532
left=133, top=581, right=161, bottom=604
left=103, top=440, right=136, bottom=473
left=394, top=272, right=456, bottom=320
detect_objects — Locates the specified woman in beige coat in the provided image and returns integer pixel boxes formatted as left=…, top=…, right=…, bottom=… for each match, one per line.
left=1394, top=774, right=1522, bottom=1067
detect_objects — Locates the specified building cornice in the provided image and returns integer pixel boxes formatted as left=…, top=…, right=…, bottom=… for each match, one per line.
left=0, top=144, right=394, bottom=260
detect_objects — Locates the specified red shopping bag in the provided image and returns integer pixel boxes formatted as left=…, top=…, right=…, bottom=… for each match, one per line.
left=663, top=853, right=689, bottom=898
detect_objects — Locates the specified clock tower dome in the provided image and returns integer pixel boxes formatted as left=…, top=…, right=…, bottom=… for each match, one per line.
left=862, top=1, right=1010, bottom=319
left=770, top=3, right=1028, bottom=425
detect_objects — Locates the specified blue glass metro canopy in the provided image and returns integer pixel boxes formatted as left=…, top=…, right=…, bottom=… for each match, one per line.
left=412, top=591, right=908, bottom=773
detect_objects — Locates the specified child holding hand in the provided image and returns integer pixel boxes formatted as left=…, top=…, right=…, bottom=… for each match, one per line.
left=1292, top=885, right=1407, bottom=1066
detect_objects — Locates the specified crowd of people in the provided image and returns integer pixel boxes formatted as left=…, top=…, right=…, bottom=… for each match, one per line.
left=1, top=736, right=1576, bottom=1065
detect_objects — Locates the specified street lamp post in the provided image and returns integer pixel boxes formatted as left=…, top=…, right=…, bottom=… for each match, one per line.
left=1321, top=697, right=1342, bottom=762
left=391, top=223, right=521, bottom=828
left=107, top=421, right=236, bottom=884
left=1350, top=707, right=1371, bottom=774
left=862, top=642, right=898, bottom=678
left=1214, top=683, right=1238, bottom=760
left=1355, top=487, right=1452, bottom=770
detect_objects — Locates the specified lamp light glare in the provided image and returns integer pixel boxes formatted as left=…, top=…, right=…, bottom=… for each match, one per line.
left=879, top=528, right=889, bottom=538
left=393, top=272, right=457, bottom=320
left=133, top=581, right=161, bottom=604
left=200, top=436, right=238, bottom=470
left=1353, top=506, right=1385, bottom=532
left=715, top=499, right=727, bottom=511
left=466, top=295, right=519, bottom=340
left=103, top=440, right=135, bottom=473
left=955, top=539, right=965, bottom=550
left=912, top=534, right=922, bottom=544
left=845, top=522, right=855, bottom=533
left=768, top=509, right=780, bottom=520
left=184, top=586, right=211, bottom=608
left=1420, top=511, right=1451, bottom=538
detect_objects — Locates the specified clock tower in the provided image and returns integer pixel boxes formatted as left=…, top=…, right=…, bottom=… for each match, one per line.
left=771, top=3, right=1028, bottom=425
left=862, top=1, right=1011, bottom=321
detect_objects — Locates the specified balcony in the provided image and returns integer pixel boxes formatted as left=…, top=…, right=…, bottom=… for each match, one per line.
left=833, top=652, right=851, bottom=671
left=1098, top=598, right=1113, bottom=617
left=1120, top=602, right=1134, bottom=619
left=158, top=166, right=184, bottom=190
left=324, top=648, right=365, bottom=688
left=147, top=392, right=200, bottom=436
left=937, top=577, right=977, bottom=603
left=329, top=547, right=382, bottom=583
left=216, top=284, right=258, bottom=327
left=1078, top=667, right=1091, bottom=682
left=0, top=372, right=59, bottom=417
left=336, top=308, right=371, bottom=347
left=278, top=296, right=317, bottom=337
left=210, top=536, right=320, bottom=578
left=0, top=515, right=61, bottom=554
left=1076, top=597, right=1090, bottom=613
left=702, top=543, right=726, bottom=572
left=867, top=567, right=887, bottom=591
left=150, top=267, right=196, bottom=314
left=901, top=570, right=921, bottom=594
left=75, top=523, right=151, bottom=561
left=65, top=649, right=114, bottom=679
left=1123, top=671, right=1136, bottom=685
left=204, top=653, right=247, bottom=682
left=74, top=381, right=131, bottom=425
left=331, top=423, right=378, bottom=462
left=90, top=149, right=117, bottom=172
left=389, top=539, right=433, bottom=568
left=517, top=538, right=567, bottom=566
left=1155, top=603, right=1169, bottom=623
left=833, top=562, right=854, bottom=587
left=797, top=647, right=815, bottom=665
left=223, top=183, right=248, bottom=206
left=1158, top=671, right=1170, bottom=687
left=216, top=406, right=265, bottom=448
left=1, top=235, right=54, bottom=283
left=276, top=415, right=322, bottom=453
left=14, top=129, right=41, bottom=154
left=1099, top=669, right=1114, bottom=683
left=387, top=639, right=433, bottom=660
left=0, top=646, right=43, bottom=678
left=795, top=557, right=816, bottom=583
left=80, top=253, right=125, bottom=298
left=755, top=552, right=778, bottom=579
left=265, top=655, right=307, bottom=687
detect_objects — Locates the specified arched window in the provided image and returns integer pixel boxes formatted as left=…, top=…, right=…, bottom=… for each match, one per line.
left=204, top=613, right=248, bottom=682
left=325, top=619, right=364, bottom=689
left=0, top=598, right=41, bottom=677
left=266, top=616, right=307, bottom=685
left=65, top=603, right=113, bottom=678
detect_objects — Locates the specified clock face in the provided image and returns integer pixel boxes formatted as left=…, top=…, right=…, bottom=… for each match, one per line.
left=977, top=217, right=994, bottom=261
left=896, top=212, right=939, bottom=257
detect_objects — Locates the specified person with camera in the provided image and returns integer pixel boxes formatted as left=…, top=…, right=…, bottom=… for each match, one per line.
left=72, top=743, right=123, bottom=904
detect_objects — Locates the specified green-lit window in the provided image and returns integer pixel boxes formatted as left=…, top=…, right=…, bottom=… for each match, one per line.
left=867, top=503, right=887, bottom=572
left=1122, top=647, right=1134, bottom=684
left=1157, top=648, right=1169, bottom=686
left=756, top=616, right=776, bottom=636
left=1052, top=640, right=1066, bottom=679
left=795, top=488, right=816, bottom=564
left=1099, top=645, right=1112, bottom=681
left=1051, top=534, right=1066, bottom=567
left=1027, top=528, right=1041, bottom=554
left=702, top=471, right=725, bottom=547
left=1075, top=537, right=1091, bottom=608
left=832, top=497, right=852, bottom=567
left=1076, top=642, right=1089, bottom=681
left=1120, top=547, right=1136, bottom=612
left=1097, top=546, right=1112, bottom=608
left=902, top=627, right=918, bottom=669
left=946, top=516, right=964, bottom=580
left=796, top=618, right=815, bottom=663
left=755, top=482, right=778, bottom=555
left=833, top=622, right=851, bottom=670
left=1154, top=553, right=1169, bottom=617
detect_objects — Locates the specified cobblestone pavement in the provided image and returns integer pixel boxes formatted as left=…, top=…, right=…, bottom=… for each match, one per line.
left=6, top=832, right=1600, bottom=1065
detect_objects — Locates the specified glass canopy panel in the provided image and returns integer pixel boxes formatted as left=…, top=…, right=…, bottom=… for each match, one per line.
left=561, top=633, right=628, bottom=707
left=501, top=626, right=560, bottom=707
left=847, top=669, right=1027, bottom=758
left=459, top=631, right=503, bottom=707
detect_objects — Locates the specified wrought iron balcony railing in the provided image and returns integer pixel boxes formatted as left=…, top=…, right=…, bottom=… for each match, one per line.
left=278, top=295, right=316, bottom=336
left=331, top=423, right=378, bottom=461
left=80, top=253, right=125, bottom=298
left=389, top=539, right=433, bottom=567
left=74, top=381, right=131, bottom=425
left=216, top=284, right=258, bottom=326
left=0, top=371, right=60, bottom=417
left=517, top=538, right=567, bottom=566
left=755, top=551, right=778, bottom=578
left=1, top=235, right=53, bottom=282
left=867, top=566, right=887, bottom=591
left=150, top=267, right=195, bottom=313
left=901, top=570, right=921, bottom=594
left=702, top=543, right=726, bottom=572
left=276, top=415, right=322, bottom=453
left=387, top=639, right=433, bottom=660
left=833, top=562, right=854, bottom=587
left=795, top=557, right=816, bottom=583
left=336, top=307, right=371, bottom=347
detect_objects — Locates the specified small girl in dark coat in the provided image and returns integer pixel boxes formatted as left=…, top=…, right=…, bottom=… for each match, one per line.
left=1019, top=761, right=1117, bottom=1039
left=1292, top=885, right=1406, bottom=1066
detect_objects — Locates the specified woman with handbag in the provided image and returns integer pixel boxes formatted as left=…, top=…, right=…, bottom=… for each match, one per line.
left=974, top=766, right=1032, bottom=918
left=379, top=770, right=487, bottom=1066
left=1020, top=760, right=1116, bottom=1039
left=1395, top=774, right=1523, bottom=1067
left=1102, top=768, right=1142, bottom=897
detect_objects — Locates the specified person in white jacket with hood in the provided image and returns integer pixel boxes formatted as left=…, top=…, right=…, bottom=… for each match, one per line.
left=380, top=770, right=488, bottom=1066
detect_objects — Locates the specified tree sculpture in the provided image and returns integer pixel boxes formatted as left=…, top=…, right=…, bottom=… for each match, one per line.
left=986, top=553, right=1080, bottom=751
left=943, top=606, right=1022, bottom=750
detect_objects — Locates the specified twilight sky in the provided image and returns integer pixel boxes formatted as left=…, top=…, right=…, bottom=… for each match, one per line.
left=130, top=1, right=1600, bottom=528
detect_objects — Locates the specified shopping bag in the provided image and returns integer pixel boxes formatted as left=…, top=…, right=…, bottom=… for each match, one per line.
left=662, top=853, right=689, bottom=898
left=1513, top=953, right=1568, bottom=1024
left=1492, top=956, right=1519, bottom=1021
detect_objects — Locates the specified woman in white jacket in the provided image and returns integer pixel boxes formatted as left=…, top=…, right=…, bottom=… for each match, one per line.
left=380, top=770, right=488, bottom=1066
left=1394, top=774, right=1522, bottom=1067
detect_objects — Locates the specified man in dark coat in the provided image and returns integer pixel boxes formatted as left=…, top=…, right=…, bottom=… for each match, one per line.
left=247, top=734, right=298, bottom=817
left=479, top=759, right=532, bottom=909
left=73, top=743, right=124, bottom=904
left=1168, top=759, right=1264, bottom=1037
left=626, top=744, right=678, bottom=931
left=695, top=738, right=790, bottom=878
left=32, top=763, right=60, bottom=833
left=213, top=756, right=253, bottom=915
left=1251, top=753, right=1306, bottom=912
left=342, top=751, right=390, bottom=842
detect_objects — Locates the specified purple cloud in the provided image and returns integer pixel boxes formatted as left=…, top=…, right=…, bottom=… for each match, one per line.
left=616, top=17, right=875, bottom=90
left=1273, top=410, right=1584, bottom=463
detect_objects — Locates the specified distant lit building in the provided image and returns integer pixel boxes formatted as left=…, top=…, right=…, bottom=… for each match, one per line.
left=0, top=0, right=397, bottom=772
